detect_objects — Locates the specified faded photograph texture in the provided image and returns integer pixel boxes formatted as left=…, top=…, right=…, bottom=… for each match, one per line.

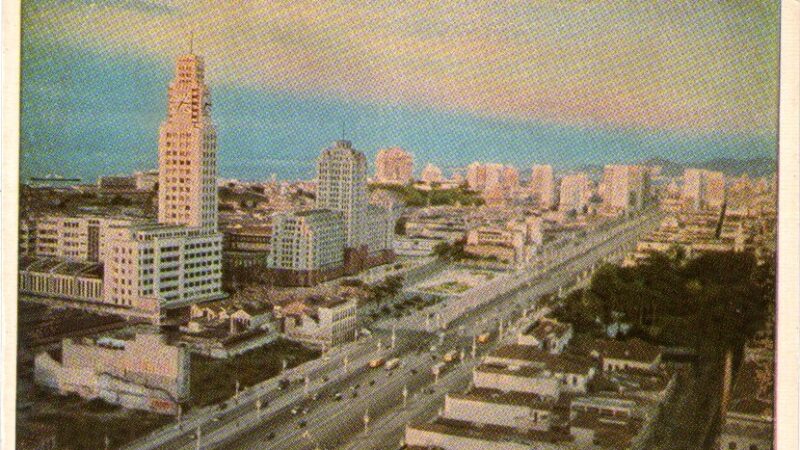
left=15, top=2, right=778, bottom=450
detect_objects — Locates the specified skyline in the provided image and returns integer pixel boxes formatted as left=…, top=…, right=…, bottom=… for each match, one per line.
left=21, top=0, right=779, bottom=182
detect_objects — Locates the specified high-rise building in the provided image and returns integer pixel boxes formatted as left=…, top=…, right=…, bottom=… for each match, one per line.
left=559, top=173, right=590, bottom=213
left=18, top=51, right=225, bottom=322
left=530, top=165, right=554, bottom=208
left=374, top=147, right=413, bottom=184
left=316, top=140, right=369, bottom=248
left=681, top=168, right=726, bottom=210
left=157, top=53, right=218, bottom=232
left=420, top=163, right=444, bottom=184
left=467, top=162, right=517, bottom=193
left=600, top=165, right=647, bottom=213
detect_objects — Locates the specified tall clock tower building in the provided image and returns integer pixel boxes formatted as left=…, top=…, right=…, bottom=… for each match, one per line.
left=158, top=53, right=218, bottom=232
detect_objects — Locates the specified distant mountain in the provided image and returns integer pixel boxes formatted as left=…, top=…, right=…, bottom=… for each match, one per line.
left=640, top=157, right=685, bottom=177
left=696, top=157, right=776, bottom=178
left=639, top=157, right=776, bottom=178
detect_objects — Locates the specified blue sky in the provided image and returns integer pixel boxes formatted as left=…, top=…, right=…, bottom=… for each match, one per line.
left=20, top=1, right=779, bottom=182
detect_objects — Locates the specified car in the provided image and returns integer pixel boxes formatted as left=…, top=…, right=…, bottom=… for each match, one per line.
left=297, top=420, right=307, bottom=429
left=291, top=407, right=299, bottom=415
left=302, top=407, right=309, bottom=415
left=334, top=392, right=343, bottom=401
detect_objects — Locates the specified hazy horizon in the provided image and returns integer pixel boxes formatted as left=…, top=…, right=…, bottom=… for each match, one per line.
left=20, top=1, right=779, bottom=183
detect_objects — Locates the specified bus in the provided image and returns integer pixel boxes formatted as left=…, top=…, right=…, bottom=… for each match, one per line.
left=368, top=358, right=385, bottom=368
left=385, top=358, right=401, bottom=370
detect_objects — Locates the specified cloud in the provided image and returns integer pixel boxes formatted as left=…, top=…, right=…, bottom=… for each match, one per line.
left=22, top=0, right=779, bottom=134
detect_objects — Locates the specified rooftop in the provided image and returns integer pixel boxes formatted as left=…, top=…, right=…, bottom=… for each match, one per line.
left=19, top=256, right=103, bottom=279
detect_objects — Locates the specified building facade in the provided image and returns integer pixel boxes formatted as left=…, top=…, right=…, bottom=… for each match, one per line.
left=559, top=173, right=590, bottom=214
left=267, top=209, right=346, bottom=286
left=34, top=332, right=190, bottom=415
left=374, top=147, right=413, bottom=184
left=316, top=140, right=369, bottom=248
left=280, top=296, right=358, bottom=349
left=530, top=165, right=554, bottom=208
left=157, top=53, right=218, bottom=232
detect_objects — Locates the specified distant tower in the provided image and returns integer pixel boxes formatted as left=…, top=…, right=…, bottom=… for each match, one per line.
left=157, top=51, right=218, bottom=232
left=530, top=165, right=554, bottom=208
left=317, top=140, right=368, bottom=247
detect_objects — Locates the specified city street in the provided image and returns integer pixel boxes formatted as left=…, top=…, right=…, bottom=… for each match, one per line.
left=211, top=208, right=661, bottom=450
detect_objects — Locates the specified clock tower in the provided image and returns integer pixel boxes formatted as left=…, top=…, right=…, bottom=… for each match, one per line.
left=157, top=52, right=218, bottom=232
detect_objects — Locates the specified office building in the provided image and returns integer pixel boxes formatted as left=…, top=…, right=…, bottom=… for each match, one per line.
left=267, top=209, right=346, bottom=286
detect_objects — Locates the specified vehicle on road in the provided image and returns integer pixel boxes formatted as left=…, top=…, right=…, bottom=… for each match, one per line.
left=368, top=357, right=385, bottom=368
left=297, top=420, right=307, bottom=429
left=385, top=358, right=400, bottom=370
left=334, top=392, right=343, bottom=401
left=291, top=407, right=299, bottom=415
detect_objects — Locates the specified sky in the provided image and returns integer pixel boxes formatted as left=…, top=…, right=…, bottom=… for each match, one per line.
left=20, top=0, right=780, bottom=182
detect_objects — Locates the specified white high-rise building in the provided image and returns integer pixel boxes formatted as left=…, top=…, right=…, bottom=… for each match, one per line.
left=374, top=147, right=413, bottom=184
left=682, top=168, right=726, bottom=210
left=600, top=165, right=647, bottom=213
left=157, top=53, right=218, bottom=232
left=530, top=165, right=554, bottom=208
left=316, top=140, right=369, bottom=248
left=559, top=173, right=590, bottom=213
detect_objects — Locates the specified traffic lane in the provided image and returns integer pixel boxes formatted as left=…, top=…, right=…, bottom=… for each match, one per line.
left=218, top=337, right=442, bottom=449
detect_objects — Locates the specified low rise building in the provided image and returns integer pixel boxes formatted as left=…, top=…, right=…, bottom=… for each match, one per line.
left=278, top=295, right=357, bottom=349
left=393, top=236, right=445, bottom=256
left=34, top=332, right=190, bottom=414
left=464, top=216, right=542, bottom=265
left=518, top=317, right=573, bottom=354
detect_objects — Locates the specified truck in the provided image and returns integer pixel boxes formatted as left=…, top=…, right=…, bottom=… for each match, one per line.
left=443, top=350, right=458, bottom=363
left=385, top=358, right=400, bottom=370
left=368, top=358, right=385, bottom=368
